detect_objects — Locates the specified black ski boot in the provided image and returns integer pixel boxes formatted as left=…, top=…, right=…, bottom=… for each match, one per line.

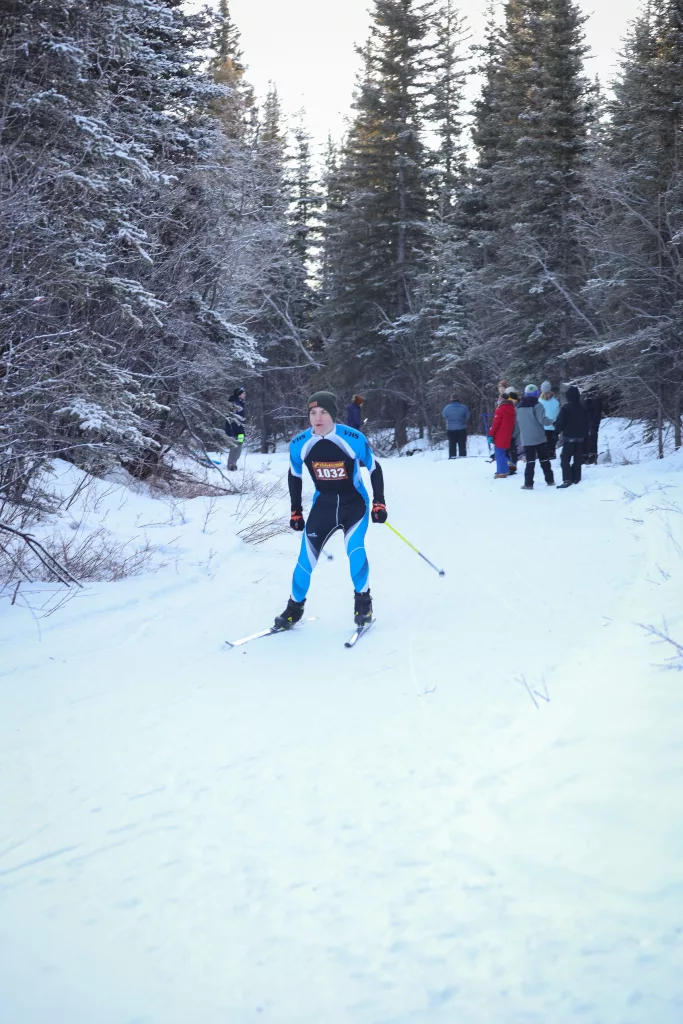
left=354, top=589, right=373, bottom=626
left=274, top=597, right=305, bottom=630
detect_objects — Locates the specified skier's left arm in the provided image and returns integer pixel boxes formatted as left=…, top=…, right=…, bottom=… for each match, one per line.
left=361, top=437, right=387, bottom=523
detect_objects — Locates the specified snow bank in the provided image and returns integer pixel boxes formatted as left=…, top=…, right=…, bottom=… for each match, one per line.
left=1, top=426, right=682, bottom=1023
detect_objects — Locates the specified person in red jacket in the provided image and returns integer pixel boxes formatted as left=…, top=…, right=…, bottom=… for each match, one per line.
left=489, top=394, right=518, bottom=478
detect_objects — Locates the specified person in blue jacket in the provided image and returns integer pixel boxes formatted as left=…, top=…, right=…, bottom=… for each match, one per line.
left=539, top=381, right=560, bottom=459
left=442, top=395, right=471, bottom=458
left=274, top=391, right=387, bottom=630
left=345, top=394, right=364, bottom=429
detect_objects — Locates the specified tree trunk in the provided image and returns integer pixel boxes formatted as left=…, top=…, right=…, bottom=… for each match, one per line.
left=657, top=390, right=664, bottom=459
left=674, top=390, right=682, bottom=451
left=258, top=376, right=269, bottom=454
left=394, top=399, right=408, bottom=449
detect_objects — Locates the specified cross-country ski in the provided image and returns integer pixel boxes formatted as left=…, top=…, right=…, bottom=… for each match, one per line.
left=344, top=619, right=375, bottom=648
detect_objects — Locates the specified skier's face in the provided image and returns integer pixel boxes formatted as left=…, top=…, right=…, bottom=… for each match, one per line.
left=310, top=406, right=334, bottom=434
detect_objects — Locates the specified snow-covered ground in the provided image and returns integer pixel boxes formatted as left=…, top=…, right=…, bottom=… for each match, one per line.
left=2, top=419, right=683, bottom=1024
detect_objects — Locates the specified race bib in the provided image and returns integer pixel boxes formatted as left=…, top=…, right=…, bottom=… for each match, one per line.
left=312, top=461, right=348, bottom=481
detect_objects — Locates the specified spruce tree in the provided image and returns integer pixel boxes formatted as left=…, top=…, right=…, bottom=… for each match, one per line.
left=322, top=1, right=433, bottom=445
left=0, top=0, right=263, bottom=487
left=468, top=0, right=594, bottom=377
left=425, top=0, right=470, bottom=215
left=581, top=1, right=683, bottom=448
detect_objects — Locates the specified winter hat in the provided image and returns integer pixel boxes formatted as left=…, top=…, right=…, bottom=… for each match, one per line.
left=504, top=386, right=518, bottom=395
left=505, top=388, right=519, bottom=401
left=525, top=384, right=539, bottom=397
left=307, top=390, right=338, bottom=420
left=541, top=381, right=552, bottom=394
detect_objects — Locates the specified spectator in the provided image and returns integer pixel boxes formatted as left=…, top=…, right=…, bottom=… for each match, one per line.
left=225, top=386, right=246, bottom=471
left=555, top=385, right=590, bottom=487
left=583, top=388, right=603, bottom=465
left=539, top=381, right=560, bottom=458
left=516, top=385, right=555, bottom=489
left=442, top=395, right=471, bottom=458
left=488, top=391, right=518, bottom=478
left=345, top=394, right=365, bottom=430
left=503, top=387, right=520, bottom=474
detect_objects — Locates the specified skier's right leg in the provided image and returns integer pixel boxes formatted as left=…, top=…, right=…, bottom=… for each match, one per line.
left=290, top=497, right=335, bottom=603
left=275, top=497, right=338, bottom=627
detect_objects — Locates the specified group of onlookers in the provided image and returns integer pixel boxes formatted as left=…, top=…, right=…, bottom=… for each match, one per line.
left=226, top=384, right=601, bottom=489
left=441, top=380, right=603, bottom=489
left=488, top=379, right=601, bottom=489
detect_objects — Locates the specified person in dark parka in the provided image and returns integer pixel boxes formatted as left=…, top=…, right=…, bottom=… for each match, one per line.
left=346, top=395, right=364, bottom=429
left=555, top=385, right=590, bottom=487
left=225, top=386, right=246, bottom=470
left=583, top=390, right=603, bottom=465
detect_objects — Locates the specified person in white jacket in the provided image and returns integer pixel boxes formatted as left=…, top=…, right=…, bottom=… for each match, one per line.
left=539, top=381, right=560, bottom=459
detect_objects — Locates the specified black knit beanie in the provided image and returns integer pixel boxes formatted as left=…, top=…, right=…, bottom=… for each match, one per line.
left=307, top=391, right=338, bottom=420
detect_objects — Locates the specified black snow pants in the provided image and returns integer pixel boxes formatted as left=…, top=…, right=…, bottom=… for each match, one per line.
left=561, top=439, right=584, bottom=484
left=524, top=442, right=554, bottom=487
left=544, top=429, right=557, bottom=459
left=448, top=429, right=467, bottom=458
left=585, top=427, right=599, bottom=465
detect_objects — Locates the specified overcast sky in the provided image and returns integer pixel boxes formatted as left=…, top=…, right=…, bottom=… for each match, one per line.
left=193, top=0, right=643, bottom=148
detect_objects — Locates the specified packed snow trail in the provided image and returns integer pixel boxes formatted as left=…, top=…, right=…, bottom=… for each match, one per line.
left=1, top=432, right=682, bottom=1023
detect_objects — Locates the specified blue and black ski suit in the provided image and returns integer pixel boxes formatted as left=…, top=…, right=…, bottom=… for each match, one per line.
left=288, top=425, right=385, bottom=602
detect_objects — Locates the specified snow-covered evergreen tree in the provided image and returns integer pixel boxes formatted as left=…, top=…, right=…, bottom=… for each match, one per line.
left=576, top=0, right=683, bottom=449
left=321, top=1, right=434, bottom=445
left=466, top=0, right=595, bottom=379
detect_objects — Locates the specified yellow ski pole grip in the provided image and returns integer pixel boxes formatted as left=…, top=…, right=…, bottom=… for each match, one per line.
left=384, top=522, right=446, bottom=576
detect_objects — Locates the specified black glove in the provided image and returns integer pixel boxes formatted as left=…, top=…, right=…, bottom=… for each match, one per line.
left=371, top=502, right=387, bottom=524
left=290, top=510, right=305, bottom=532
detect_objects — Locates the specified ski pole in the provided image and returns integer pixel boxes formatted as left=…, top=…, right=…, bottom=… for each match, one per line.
left=384, top=522, right=446, bottom=576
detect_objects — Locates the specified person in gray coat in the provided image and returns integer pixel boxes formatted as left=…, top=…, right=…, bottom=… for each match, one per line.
left=442, top=396, right=471, bottom=458
left=516, top=385, right=555, bottom=489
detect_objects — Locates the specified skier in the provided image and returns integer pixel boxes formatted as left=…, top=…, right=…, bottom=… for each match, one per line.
left=274, top=391, right=387, bottom=630
left=539, top=381, right=560, bottom=459
left=442, top=395, right=471, bottom=458
left=555, top=385, right=590, bottom=487
left=225, top=386, right=246, bottom=471
left=345, top=394, right=364, bottom=429
left=516, top=385, right=555, bottom=489
left=488, top=390, right=518, bottom=478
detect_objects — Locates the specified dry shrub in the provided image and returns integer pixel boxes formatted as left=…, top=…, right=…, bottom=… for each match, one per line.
left=142, top=461, right=242, bottom=500
left=0, top=525, right=156, bottom=586
left=232, top=473, right=289, bottom=545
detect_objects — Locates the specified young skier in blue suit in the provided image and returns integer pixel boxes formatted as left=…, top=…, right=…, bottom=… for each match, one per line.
left=274, top=391, right=387, bottom=630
